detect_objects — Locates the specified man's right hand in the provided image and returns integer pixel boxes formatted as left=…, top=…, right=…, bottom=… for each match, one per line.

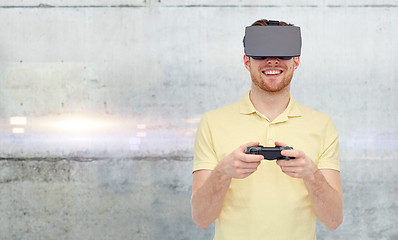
left=216, top=142, right=264, bottom=179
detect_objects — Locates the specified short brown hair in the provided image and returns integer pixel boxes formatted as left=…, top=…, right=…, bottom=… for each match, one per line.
left=250, top=19, right=293, bottom=26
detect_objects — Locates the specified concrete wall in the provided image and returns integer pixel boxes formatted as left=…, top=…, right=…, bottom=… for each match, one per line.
left=0, top=0, right=397, bottom=239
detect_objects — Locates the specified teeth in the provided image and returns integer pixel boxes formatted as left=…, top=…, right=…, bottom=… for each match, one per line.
left=264, top=70, right=281, bottom=75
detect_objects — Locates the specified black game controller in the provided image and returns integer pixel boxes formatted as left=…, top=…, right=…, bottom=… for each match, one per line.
left=244, top=145, right=295, bottom=160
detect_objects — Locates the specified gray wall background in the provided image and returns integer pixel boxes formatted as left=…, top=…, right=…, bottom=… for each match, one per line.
left=0, top=0, right=397, bottom=239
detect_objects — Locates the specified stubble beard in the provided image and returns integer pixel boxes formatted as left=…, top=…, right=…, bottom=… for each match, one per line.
left=250, top=67, right=294, bottom=93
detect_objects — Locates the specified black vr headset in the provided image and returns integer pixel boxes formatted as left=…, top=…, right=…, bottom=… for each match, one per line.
left=243, top=20, right=302, bottom=60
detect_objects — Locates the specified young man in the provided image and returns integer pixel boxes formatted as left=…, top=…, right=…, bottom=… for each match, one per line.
left=191, top=19, right=343, bottom=240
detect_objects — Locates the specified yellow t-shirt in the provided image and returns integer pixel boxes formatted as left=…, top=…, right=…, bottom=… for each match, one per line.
left=193, top=91, right=340, bottom=240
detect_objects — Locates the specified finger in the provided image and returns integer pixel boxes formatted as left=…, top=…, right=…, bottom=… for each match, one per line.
left=274, top=141, right=287, bottom=147
left=277, top=158, right=304, bottom=167
left=236, top=171, right=256, bottom=179
left=279, top=165, right=304, bottom=178
left=281, top=149, right=305, bottom=160
left=242, top=153, right=264, bottom=163
left=281, top=149, right=295, bottom=158
left=234, top=165, right=259, bottom=176
left=281, top=166, right=302, bottom=173
left=281, top=170, right=301, bottom=179
left=239, top=161, right=261, bottom=170
left=239, top=142, right=264, bottom=162
left=276, top=159, right=287, bottom=166
left=239, top=141, right=260, bottom=151
left=233, top=159, right=259, bottom=170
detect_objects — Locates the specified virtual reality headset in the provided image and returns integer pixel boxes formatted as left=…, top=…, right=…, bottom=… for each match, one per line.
left=244, top=22, right=302, bottom=59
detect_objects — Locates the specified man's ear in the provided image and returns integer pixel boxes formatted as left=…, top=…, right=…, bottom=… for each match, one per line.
left=243, top=55, right=251, bottom=71
left=293, top=56, right=300, bottom=70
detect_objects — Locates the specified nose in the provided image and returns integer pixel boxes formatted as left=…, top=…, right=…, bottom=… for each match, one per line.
left=266, top=57, right=280, bottom=65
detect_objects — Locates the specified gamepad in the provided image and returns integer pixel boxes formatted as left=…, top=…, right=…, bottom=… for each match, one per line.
left=244, top=145, right=295, bottom=160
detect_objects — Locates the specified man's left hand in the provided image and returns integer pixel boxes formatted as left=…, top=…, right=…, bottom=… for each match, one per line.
left=275, top=141, right=318, bottom=180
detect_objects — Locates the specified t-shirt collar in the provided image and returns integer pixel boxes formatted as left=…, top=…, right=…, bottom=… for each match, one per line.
left=239, top=91, right=302, bottom=122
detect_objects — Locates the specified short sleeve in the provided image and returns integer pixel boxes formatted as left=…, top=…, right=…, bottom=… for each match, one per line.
left=317, top=117, right=340, bottom=171
left=193, top=113, right=219, bottom=173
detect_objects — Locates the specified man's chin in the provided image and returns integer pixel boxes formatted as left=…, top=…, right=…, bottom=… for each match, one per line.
left=254, top=82, right=289, bottom=93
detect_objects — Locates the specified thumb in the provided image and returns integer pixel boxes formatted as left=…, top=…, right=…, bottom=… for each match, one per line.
left=239, top=141, right=260, bottom=151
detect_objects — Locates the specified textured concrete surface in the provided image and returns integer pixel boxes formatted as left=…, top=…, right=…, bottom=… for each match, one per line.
left=0, top=158, right=212, bottom=240
left=0, top=158, right=396, bottom=240
left=0, top=0, right=397, bottom=239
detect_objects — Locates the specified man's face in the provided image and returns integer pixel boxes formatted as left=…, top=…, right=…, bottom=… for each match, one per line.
left=243, top=56, right=300, bottom=93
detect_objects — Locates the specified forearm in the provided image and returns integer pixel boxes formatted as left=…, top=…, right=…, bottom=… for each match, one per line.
left=191, top=142, right=263, bottom=228
left=304, top=169, right=343, bottom=230
left=191, top=168, right=231, bottom=229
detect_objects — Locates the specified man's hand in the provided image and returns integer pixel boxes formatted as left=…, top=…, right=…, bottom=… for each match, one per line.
left=275, top=141, right=318, bottom=180
left=217, top=142, right=264, bottom=179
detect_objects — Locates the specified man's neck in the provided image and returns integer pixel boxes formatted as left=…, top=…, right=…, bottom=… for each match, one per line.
left=249, top=85, right=291, bottom=122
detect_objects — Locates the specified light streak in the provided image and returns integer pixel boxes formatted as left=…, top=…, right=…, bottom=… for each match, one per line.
left=10, top=116, right=27, bottom=125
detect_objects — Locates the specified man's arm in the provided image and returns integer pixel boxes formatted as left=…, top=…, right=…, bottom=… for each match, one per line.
left=305, top=168, right=343, bottom=230
left=191, top=142, right=263, bottom=229
left=191, top=169, right=231, bottom=229
left=276, top=143, right=343, bottom=230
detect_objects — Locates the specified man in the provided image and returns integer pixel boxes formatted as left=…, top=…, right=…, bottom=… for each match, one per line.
left=191, top=19, right=343, bottom=240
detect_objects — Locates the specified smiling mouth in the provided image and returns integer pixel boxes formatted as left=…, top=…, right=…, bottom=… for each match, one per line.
left=262, top=70, right=283, bottom=75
